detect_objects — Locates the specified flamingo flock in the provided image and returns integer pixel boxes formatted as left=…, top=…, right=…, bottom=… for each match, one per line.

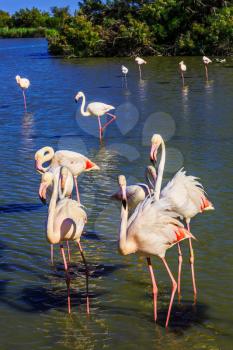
left=16, top=53, right=215, bottom=327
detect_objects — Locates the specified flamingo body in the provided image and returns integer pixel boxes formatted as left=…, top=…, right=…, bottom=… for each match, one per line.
left=121, top=65, right=128, bottom=75
left=203, top=56, right=212, bottom=64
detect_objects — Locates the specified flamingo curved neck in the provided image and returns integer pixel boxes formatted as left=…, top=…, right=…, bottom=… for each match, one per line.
left=47, top=171, right=59, bottom=240
left=154, top=140, right=165, bottom=201
left=41, top=147, right=54, bottom=172
left=118, top=190, right=131, bottom=255
left=80, top=94, right=91, bottom=117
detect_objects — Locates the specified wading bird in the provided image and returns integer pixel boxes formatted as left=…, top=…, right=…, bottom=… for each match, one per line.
left=75, top=91, right=116, bottom=142
left=150, top=134, right=214, bottom=302
left=117, top=175, right=195, bottom=327
left=202, top=56, right=212, bottom=81
left=15, top=75, right=30, bottom=111
left=35, top=146, right=100, bottom=203
left=46, top=166, right=89, bottom=314
left=179, top=61, right=187, bottom=87
left=135, top=57, right=147, bottom=79
left=111, top=166, right=156, bottom=211
left=121, top=65, right=128, bottom=78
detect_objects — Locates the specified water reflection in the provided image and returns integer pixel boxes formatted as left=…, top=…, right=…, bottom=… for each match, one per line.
left=181, top=85, right=189, bottom=118
left=21, top=112, right=35, bottom=149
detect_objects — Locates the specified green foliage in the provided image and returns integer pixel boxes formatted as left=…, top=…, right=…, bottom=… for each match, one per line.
left=0, top=2, right=232, bottom=56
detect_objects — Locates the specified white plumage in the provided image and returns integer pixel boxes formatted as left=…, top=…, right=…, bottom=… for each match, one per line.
left=135, top=57, right=147, bottom=65
left=121, top=65, right=128, bottom=75
left=203, top=56, right=212, bottom=64
left=179, top=61, right=187, bottom=72
left=15, top=75, right=30, bottom=89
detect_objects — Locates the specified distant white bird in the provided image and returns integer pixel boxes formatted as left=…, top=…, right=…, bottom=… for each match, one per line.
left=202, top=56, right=212, bottom=81
left=75, top=91, right=116, bottom=141
left=179, top=61, right=187, bottom=86
left=135, top=57, right=147, bottom=79
left=121, top=65, right=128, bottom=77
left=15, top=75, right=30, bottom=111
left=215, top=58, right=226, bottom=63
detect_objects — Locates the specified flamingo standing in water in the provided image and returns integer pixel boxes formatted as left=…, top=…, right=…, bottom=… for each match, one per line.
left=46, top=166, right=89, bottom=314
left=135, top=57, right=147, bottom=79
left=15, top=75, right=30, bottom=111
left=117, top=175, right=195, bottom=327
left=35, top=146, right=100, bottom=203
left=202, top=56, right=212, bottom=81
left=179, top=61, right=187, bottom=87
left=150, top=134, right=214, bottom=302
left=112, top=165, right=156, bottom=211
left=121, top=65, right=128, bottom=78
left=75, top=91, right=116, bottom=142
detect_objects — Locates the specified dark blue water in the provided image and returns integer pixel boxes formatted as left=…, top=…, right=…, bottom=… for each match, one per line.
left=0, top=38, right=232, bottom=350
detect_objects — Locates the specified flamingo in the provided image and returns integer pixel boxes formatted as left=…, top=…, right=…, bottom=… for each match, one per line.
left=111, top=166, right=157, bottom=211
left=150, top=134, right=214, bottom=302
left=15, top=75, right=30, bottom=111
left=75, top=91, right=116, bottom=141
left=117, top=175, right=195, bottom=327
left=135, top=57, right=147, bottom=79
left=39, top=168, right=74, bottom=265
left=202, top=56, right=212, bottom=81
left=179, top=61, right=187, bottom=87
left=121, top=65, right=128, bottom=78
left=47, top=166, right=89, bottom=314
left=35, top=146, right=100, bottom=203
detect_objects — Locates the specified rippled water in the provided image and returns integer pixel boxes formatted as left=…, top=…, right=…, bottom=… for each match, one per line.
left=0, top=38, right=232, bottom=350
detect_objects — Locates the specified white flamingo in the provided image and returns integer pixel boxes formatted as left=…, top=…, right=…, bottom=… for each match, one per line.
left=121, top=65, right=128, bottom=77
left=46, top=166, right=89, bottom=314
left=150, top=134, right=214, bottom=302
left=75, top=91, right=116, bottom=141
left=179, top=61, right=187, bottom=86
left=117, top=174, right=195, bottom=327
left=111, top=166, right=156, bottom=211
left=35, top=146, right=100, bottom=203
left=15, top=75, right=30, bottom=111
left=135, top=57, right=147, bottom=79
left=202, top=56, right=212, bottom=81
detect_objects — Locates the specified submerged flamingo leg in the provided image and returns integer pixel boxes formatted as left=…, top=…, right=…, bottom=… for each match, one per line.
left=205, top=65, right=208, bottom=81
left=60, top=244, right=71, bottom=314
left=97, top=115, right=102, bottom=141
left=74, top=176, right=80, bottom=203
left=187, top=222, right=197, bottom=304
left=77, top=241, right=90, bottom=314
left=146, top=257, right=158, bottom=322
left=50, top=244, right=54, bottom=265
left=139, top=65, right=142, bottom=79
left=101, top=113, right=116, bottom=131
left=177, top=243, right=183, bottom=303
left=66, top=241, right=71, bottom=264
left=22, top=89, right=27, bottom=111
left=161, top=257, right=177, bottom=328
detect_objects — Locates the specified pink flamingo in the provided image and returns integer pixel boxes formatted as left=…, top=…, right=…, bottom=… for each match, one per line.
left=75, top=91, right=116, bottom=141
left=118, top=174, right=195, bottom=327
left=150, top=134, right=214, bottom=302
left=47, top=166, right=89, bottom=314
left=15, top=75, right=30, bottom=111
left=179, top=61, right=187, bottom=87
left=111, top=165, right=157, bottom=211
left=202, top=56, right=212, bottom=81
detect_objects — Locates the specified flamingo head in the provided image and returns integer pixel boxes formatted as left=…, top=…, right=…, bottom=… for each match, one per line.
left=150, top=134, right=163, bottom=163
left=39, top=172, right=53, bottom=204
left=118, top=175, right=127, bottom=207
left=74, top=91, right=84, bottom=103
left=15, top=75, right=21, bottom=83
left=35, top=146, right=54, bottom=174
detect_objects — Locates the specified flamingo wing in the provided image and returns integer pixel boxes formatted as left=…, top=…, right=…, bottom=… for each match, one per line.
left=87, top=102, right=115, bottom=116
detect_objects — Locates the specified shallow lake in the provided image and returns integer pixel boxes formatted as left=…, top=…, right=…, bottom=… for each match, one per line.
left=0, top=38, right=232, bottom=350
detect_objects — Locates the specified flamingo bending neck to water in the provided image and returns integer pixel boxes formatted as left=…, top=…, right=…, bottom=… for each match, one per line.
left=135, top=57, right=147, bottom=79
left=150, top=134, right=214, bottom=302
left=15, top=75, right=30, bottom=111
left=179, top=61, right=187, bottom=87
left=118, top=175, right=195, bottom=327
left=202, top=56, right=212, bottom=81
left=75, top=91, right=116, bottom=141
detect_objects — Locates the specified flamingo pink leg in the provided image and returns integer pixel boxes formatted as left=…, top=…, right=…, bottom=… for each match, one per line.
left=97, top=116, right=102, bottom=141
left=205, top=65, right=208, bottom=81
left=101, top=113, right=116, bottom=131
left=187, top=222, right=197, bottom=303
left=66, top=241, right=71, bottom=264
left=139, top=65, right=142, bottom=79
left=181, top=72, right=184, bottom=87
left=177, top=243, right=183, bottom=303
left=77, top=241, right=90, bottom=314
left=74, top=176, right=80, bottom=203
left=161, top=257, right=177, bottom=328
left=22, top=89, right=27, bottom=111
left=146, top=257, right=158, bottom=322
left=60, top=244, right=71, bottom=314
left=50, top=244, right=54, bottom=265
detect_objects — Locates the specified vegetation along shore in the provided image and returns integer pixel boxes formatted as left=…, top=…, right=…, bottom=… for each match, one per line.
left=0, top=1, right=232, bottom=57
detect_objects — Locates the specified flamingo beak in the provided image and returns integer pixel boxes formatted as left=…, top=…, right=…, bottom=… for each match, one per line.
left=35, top=159, right=44, bottom=174
left=121, top=185, right=127, bottom=209
left=39, top=182, right=48, bottom=205
left=150, top=144, right=158, bottom=163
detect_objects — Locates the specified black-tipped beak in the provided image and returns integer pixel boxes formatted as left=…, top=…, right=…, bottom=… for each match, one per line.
left=74, top=98, right=77, bottom=103
left=39, top=195, right=47, bottom=205
left=122, top=199, right=127, bottom=209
